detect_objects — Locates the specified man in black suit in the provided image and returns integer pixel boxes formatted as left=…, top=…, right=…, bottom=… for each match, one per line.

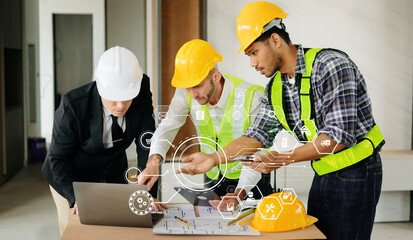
left=42, top=46, right=161, bottom=234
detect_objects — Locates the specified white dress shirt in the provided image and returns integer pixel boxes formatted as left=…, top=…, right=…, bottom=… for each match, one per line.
left=150, top=77, right=264, bottom=193
left=102, top=100, right=126, bottom=149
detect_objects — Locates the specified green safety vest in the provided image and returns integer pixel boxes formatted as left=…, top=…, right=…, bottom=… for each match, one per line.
left=270, top=48, right=385, bottom=176
left=188, top=74, right=263, bottom=179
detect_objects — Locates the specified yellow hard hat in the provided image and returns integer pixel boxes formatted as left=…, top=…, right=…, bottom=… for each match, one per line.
left=251, top=192, right=317, bottom=232
left=236, top=1, right=288, bottom=54
left=171, top=39, right=223, bottom=88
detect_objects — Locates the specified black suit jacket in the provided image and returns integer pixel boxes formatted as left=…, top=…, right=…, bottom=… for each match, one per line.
left=42, top=75, right=156, bottom=207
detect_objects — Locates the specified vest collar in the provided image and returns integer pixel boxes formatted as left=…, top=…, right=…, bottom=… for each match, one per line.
left=280, top=44, right=306, bottom=87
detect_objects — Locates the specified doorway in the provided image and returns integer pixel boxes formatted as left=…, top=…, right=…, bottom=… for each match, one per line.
left=1, top=0, right=24, bottom=182
left=53, top=14, right=93, bottom=109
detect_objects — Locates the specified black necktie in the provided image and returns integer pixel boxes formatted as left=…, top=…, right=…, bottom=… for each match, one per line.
left=111, top=115, right=123, bottom=148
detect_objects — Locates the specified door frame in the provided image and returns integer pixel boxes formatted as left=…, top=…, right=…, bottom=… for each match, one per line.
left=38, top=0, right=105, bottom=143
left=0, top=0, right=5, bottom=184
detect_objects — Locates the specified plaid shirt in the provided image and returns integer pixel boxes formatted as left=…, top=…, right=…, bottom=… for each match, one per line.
left=244, top=45, right=375, bottom=148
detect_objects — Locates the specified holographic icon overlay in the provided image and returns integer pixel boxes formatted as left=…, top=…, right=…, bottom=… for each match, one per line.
left=217, top=195, right=244, bottom=220
left=279, top=188, right=297, bottom=205
left=256, top=195, right=283, bottom=220
left=139, top=131, right=155, bottom=150
left=129, top=190, right=153, bottom=215
left=172, top=136, right=228, bottom=192
left=124, top=167, right=142, bottom=184
left=312, top=131, right=339, bottom=155
left=293, top=120, right=319, bottom=144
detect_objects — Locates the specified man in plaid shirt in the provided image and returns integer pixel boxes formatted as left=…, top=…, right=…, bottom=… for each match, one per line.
left=176, top=2, right=383, bottom=239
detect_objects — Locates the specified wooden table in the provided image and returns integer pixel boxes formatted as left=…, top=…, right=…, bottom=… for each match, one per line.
left=61, top=214, right=326, bottom=240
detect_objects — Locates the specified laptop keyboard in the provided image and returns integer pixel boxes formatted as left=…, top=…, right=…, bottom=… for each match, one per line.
left=151, top=213, right=164, bottom=225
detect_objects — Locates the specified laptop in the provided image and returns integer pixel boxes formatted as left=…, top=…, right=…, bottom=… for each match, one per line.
left=73, top=182, right=163, bottom=228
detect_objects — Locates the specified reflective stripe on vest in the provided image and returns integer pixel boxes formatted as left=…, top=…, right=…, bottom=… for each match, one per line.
left=189, top=74, right=263, bottom=179
left=270, top=48, right=385, bottom=175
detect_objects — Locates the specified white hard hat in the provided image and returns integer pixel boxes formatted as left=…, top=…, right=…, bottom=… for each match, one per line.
left=95, top=46, right=143, bottom=101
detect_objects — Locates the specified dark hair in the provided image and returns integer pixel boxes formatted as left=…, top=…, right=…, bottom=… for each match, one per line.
left=254, top=24, right=291, bottom=45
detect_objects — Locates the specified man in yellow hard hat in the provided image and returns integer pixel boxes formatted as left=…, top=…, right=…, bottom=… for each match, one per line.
left=176, top=1, right=384, bottom=239
left=138, top=39, right=273, bottom=210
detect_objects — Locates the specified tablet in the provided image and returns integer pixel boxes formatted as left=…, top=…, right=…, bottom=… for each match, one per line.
left=174, top=187, right=220, bottom=206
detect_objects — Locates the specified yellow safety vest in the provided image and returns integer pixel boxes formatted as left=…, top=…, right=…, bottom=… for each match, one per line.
left=270, top=48, right=385, bottom=175
left=189, top=74, right=263, bottom=179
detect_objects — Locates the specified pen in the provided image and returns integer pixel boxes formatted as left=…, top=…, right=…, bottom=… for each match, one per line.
left=174, top=216, right=190, bottom=227
left=227, top=208, right=255, bottom=226
left=237, top=216, right=254, bottom=226
left=233, top=156, right=254, bottom=162
left=233, top=156, right=263, bottom=162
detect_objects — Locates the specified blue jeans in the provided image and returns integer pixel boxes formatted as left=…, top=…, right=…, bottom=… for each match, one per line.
left=307, top=152, right=383, bottom=240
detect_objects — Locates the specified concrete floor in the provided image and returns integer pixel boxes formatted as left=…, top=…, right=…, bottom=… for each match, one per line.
left=0, top=164, right=59, bottom=240
left=0, top=164, right=412, bottom=240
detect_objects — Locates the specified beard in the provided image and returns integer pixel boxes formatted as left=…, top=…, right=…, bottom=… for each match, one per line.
left=267, top=53, right=282, bottom=77
left=196, top=79, right=216, bottom=105
left=266, top=65, right=280, bottom=78
left=263, top=42, right=283, bottom=78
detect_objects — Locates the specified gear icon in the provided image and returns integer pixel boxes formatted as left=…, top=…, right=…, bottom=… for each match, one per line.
left=129, top=190, right=153, bottom=215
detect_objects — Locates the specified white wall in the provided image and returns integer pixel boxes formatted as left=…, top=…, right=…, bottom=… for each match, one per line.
left=207, top=0, right=413, bottom=150
left=106, top=0, right=147, bottom=71
left=145, top=0, right=160, bottom=109
left=39, top=0, right=105, bottom=143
